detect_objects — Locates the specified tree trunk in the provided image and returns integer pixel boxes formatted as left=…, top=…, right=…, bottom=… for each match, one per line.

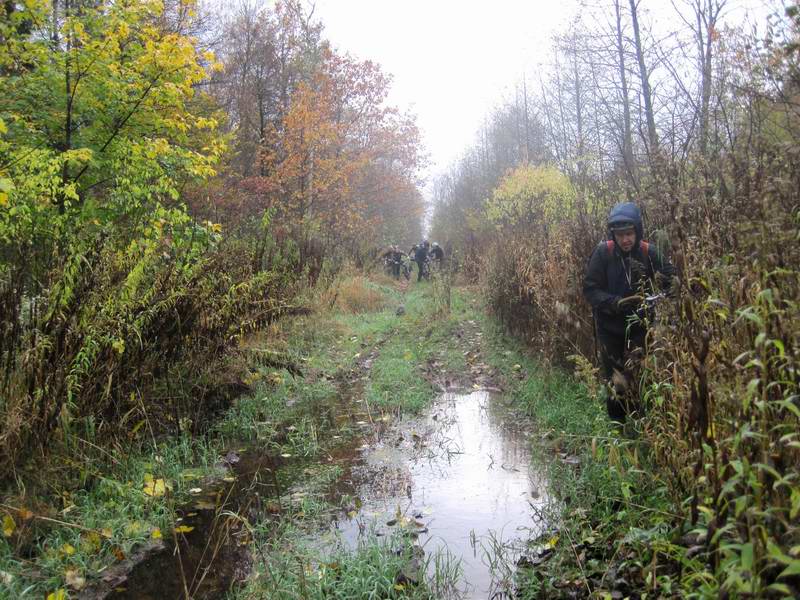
left=628, top=0, right=658, bottom=158
left=615, top=0, right=636, bottom=190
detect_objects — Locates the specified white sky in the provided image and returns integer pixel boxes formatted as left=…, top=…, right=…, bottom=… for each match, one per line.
left=313, top=0, right=582, bottom=186
left=312, top=0, right=780, bottom=199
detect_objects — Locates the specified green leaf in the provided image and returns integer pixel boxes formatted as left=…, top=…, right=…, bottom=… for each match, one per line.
left=741, top=542, right=754, bottom=572
left=778, top=560, right=800, bottom=578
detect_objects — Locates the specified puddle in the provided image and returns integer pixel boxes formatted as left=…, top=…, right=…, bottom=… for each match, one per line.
left=329, top=390, right=548, bottom=599
left=77, top=384, right=547, bottom=599
left=81, top=451, right=284, bottom=600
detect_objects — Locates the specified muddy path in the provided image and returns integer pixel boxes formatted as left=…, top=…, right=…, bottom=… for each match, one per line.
left=321, top=315, right=548, bottom=599
left=84, top=294, right=549, bottom=600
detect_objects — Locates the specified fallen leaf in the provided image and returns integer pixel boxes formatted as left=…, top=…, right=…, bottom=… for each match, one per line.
left=143, top=477, right=166, bottom=497
left=82, top=531, right=101, bottom=552
left=189, top=487, right=203, bottom=494
left=2, top=515, right=14, bottom=537
left=61, top=543, right=76, bottom=556
left=101, top=528, right=113, bottom=539
left=174, top=525, right=194, bottom=534
left=151, top=528, right=162, bottom=540
left=65, top=569, right=86, bottom=590
left=112, top=546, right=125, bottom=561
left=46, top=590, right=67, bottom=600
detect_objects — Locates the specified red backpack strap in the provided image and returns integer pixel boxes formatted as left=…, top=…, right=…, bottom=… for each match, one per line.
left=606, top=240, right=615, bottom=257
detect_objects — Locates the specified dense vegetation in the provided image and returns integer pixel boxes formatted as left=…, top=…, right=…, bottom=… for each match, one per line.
left=431, top=0, right=800, bottom=596
left=1, top=0, right=799, bottom=598
left=0, top=0, right=425, bottom=473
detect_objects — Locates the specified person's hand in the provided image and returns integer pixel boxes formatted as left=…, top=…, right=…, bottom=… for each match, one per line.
left=616, top=295, right=643, bottom=312
left=629, top=258, right=646, bottom=281
left=668, top=275, right=681, bottom=298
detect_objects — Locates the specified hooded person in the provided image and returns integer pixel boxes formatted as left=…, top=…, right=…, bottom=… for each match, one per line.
left=583, top=202, right=677, bottom=422
left=413, top=242, right=429, bottom=281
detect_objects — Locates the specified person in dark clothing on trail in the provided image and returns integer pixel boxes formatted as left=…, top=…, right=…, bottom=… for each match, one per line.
left=380, top=245, right=409, bottom=279
left=583, top=202, right=677, bottom=422
left=413, top=241, right=430, bottom=282
left=429, top=242, right=444, bottom=267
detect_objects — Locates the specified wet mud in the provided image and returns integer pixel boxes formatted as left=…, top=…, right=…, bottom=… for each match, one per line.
left=327, top=390, right=548, bottom=599
left=81, top=451, right=284, bottom=600
left=84, top=319, right=547, bottom=600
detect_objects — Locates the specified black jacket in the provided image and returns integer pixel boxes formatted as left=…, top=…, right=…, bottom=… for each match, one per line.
left=583, top=203, right=676, bottom=336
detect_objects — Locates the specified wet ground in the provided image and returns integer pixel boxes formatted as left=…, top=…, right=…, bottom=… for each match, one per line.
left=327, top=389, right=548, bottom=599
left=80, top=451, right=285, bottom=600
left=82, top=317, right=549, bottom=600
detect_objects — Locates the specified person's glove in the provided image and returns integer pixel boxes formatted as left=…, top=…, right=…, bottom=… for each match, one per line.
left=629, top=258, right=646, bottom=282
left=615, top=295, right=643, bottom=313
left=667, top=275, right=680, bottom=298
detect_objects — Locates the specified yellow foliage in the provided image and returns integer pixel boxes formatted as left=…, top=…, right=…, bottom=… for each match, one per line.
left=2, top=514, right=14, bottom=537
left=142, top=474, right=167, bottom=497
left=485, top=165, right=576, bottom=227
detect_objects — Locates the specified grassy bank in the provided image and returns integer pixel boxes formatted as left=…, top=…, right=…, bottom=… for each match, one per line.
left=473, top=304, right=714, bottom=598
left=0, top=274, right=465, bottom=598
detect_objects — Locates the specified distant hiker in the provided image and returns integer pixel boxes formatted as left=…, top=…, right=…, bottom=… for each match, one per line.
left=429, top=242, right=444, bottom=267
left=381, top=245, right=406, bottom=278
left=413, top=242, right=430, bottom=282
left=583, top=202, right=677, bottom=422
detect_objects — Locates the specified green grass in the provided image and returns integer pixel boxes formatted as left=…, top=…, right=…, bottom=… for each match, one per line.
left=466, top=299, right=682, bottom=597
left=0, top=435, right=223, bottom=598
left=0, top=275, right=464, bottom=599
left=236, top=526, right=452, bottom=600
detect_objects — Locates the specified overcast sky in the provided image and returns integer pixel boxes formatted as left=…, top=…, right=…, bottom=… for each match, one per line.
left=313, top=0, right=582, bottom=185
left=312, top=0, right=779, bottom=197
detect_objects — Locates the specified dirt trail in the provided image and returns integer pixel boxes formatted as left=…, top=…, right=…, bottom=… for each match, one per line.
left=87, top=290, right=546, bottom=600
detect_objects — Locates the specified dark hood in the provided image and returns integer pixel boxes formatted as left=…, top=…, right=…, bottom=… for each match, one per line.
left=607, top=202, right=644, bottom=246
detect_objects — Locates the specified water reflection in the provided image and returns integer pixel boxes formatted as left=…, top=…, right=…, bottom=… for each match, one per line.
left=334, top=390, right=548, bottom=599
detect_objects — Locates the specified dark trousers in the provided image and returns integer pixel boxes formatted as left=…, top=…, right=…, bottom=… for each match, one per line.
left=597, top=326, right=646, bottom=422
left=415, top=260, right=426, bottom=281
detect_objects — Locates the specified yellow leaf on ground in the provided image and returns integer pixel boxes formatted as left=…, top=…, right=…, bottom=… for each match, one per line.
left=174, top=525, right=194, bottom=534
left=151, top=528, right=162, bottom=539
left=46, top=590, right=67, bottom=600
left=101, top=528, right=113, bottom=539
left=61, top=543, right=76, bottom=556
left=82, top=531, right=101, bottom=552
left=143, top=478, right=166, bottom=497
left=65, top=568, right=86, bottom=590
left=2, top=515, right=15, bottom=537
